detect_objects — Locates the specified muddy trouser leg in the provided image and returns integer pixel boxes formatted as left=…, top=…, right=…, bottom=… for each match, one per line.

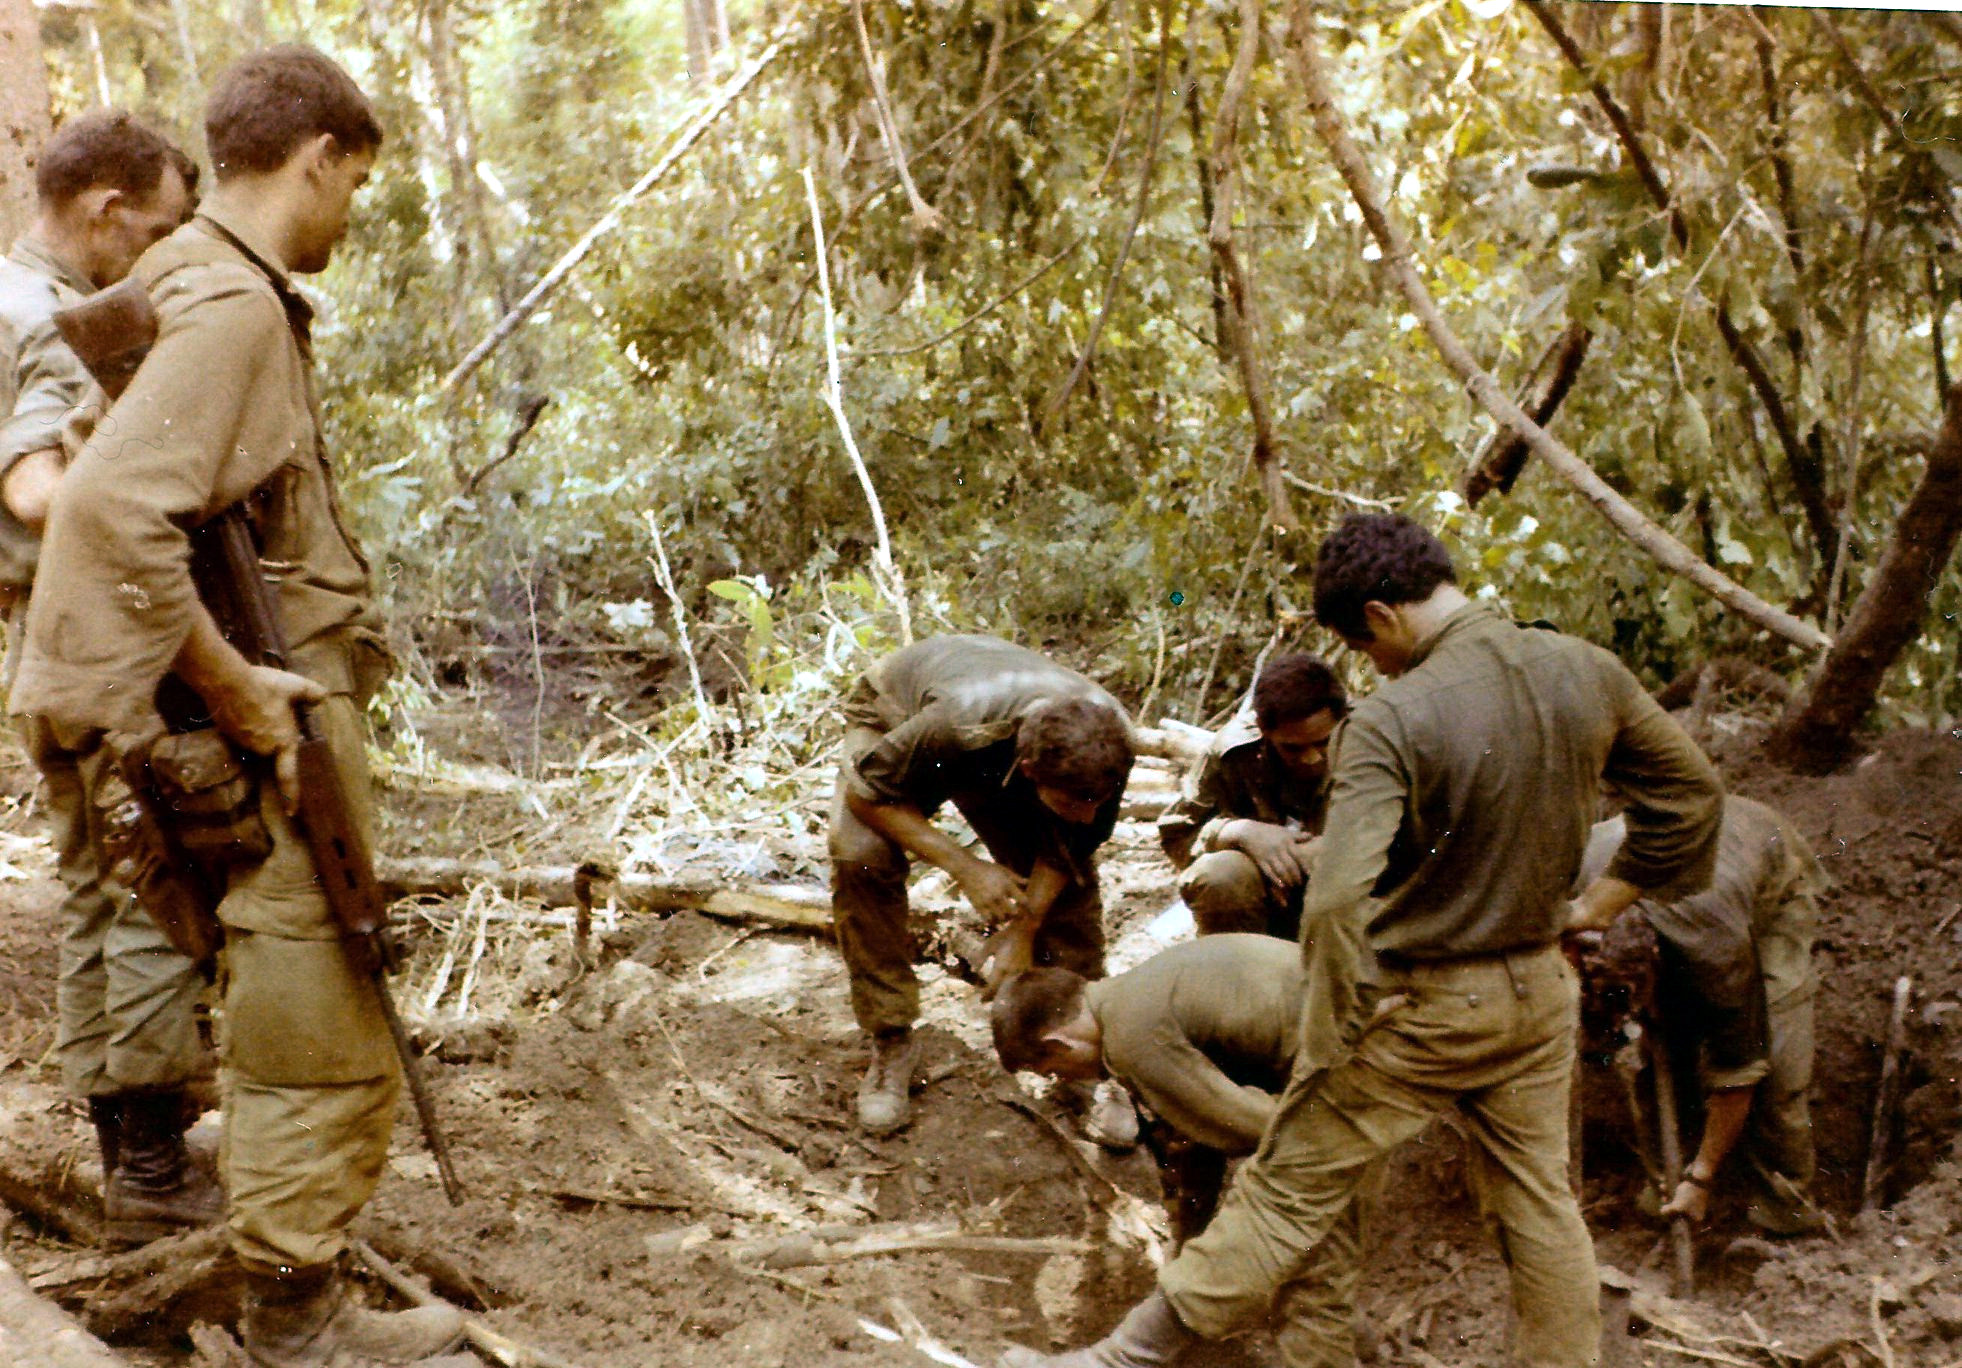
left=216, top=695, right=400, bottom=1274
left=1145, top=1124, right=1229, bottom=1248
left=1746, top=988, right=1816, bottom=1211
left=829, top=728, right=918, bottom=1036
left=31, top=720, right=204, bottom=1101
left=1179, top=852, right=1271, bottom=938
left=1159, top=947, right=1599, bottom=1368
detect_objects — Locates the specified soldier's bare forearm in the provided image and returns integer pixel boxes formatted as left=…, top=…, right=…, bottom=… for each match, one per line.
left=1688, top=1085, right=1754, bottom=1184
left=171, top=605, right=256, bottom=703
left=845, top=789, right=982, bottom=878
left=1567, top=875, right=1641, bottom=935
left=1, top=447, right=63, bottom=531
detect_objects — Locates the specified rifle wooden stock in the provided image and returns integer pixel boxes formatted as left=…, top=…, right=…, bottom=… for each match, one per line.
left=52, top=277, right=157, bottom=402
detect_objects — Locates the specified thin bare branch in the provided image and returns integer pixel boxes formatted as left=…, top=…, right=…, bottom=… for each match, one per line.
left=852, top=0, right=943, bottom=237
left=1288, top=5, right=1829, bottom=653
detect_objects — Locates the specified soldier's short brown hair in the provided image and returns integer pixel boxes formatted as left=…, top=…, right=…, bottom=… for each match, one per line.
left=990, top=968, right=1088, bottom=1073
left=205, top=44, right=382, bottom=178
left=1017, top=698, right=1132, bottom=803
left=37, top=110, right=198, bottom=209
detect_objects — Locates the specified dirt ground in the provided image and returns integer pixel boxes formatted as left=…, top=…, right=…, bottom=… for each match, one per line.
left=0, top=691, right=1958, bottom=1368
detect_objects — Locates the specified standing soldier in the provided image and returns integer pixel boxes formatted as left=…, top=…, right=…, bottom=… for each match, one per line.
left=1578, top=794, right=1824, bottom=1235
left=992, top=937, right=1368, bottom=1367
left=829, top=634, right=1135, bottom=1140
left=10, top=48, right=470, bottom=1367
left=1157, top=653, right=1346, bottom=940
left=0, top=110, right=212, bottom=1244
left=1003, top=513, right=1723, bottom=1368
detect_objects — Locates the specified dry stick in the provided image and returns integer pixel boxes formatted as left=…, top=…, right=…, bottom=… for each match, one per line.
left=1037, top=0, right=1172, bottom=438
left=1646, top=1029, right=1696, bottom=1298
left=377, top=856, right=833, bottom=931
left=1522, top=0, right=1835, bottom=575
left=1814, top=12, right=1962, bottom=238
left=802, top=167, right=914, bottom=645
left=852, top=0, right=942, bottom=236
left=439, top=33, right=784, bottom=393
left=1868, top=1277, right=1897, bottom=1368
left=353, top=1241, right=586, bottom=1368
left=1208, top=0, right=1297, bottom=529
left=642, top=510, right=716, bottom=725
left=1825, top=201, right=1878, bottom=636
left=1287, top=6, right=1829, bottom=653
left=1860, top=976, right=1913, bottom=1215
left=1192, top=514, right=1269, bottom=718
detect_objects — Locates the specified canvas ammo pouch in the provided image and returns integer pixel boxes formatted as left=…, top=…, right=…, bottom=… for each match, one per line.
left=143, top=728, right=273, bottom=869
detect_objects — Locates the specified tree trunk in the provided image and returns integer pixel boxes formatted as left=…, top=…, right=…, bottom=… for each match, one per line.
left=1767, top=385, right=1962, bottom=771
left=1463, top=321, right=1592, bottom=506
left=0, top=0, right=51, bottom=246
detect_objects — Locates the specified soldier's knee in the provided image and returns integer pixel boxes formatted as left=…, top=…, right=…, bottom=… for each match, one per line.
left=1181, top=851, right=1267, bottom=934
left=828, top=826, right=905, bottom=885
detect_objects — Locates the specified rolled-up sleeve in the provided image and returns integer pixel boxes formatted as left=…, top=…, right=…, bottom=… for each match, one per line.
left=845, top=703, right=965, bottom=811
left=1600, top=667, right=1724, bottom=901
left=0, top=316, right=92, bottom=480
left=9, top=266, right=287, bottom=739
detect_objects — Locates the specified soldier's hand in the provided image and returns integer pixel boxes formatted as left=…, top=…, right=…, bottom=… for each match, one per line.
left=957, top=859, right=1029, bottom=927
left=1660, top=1177, right=1711, bottom=1224
left=979, top=919, right=1038, bottom=1001
left=209, top=664, right=327, bottom=813
left=1231, top=821, right=1309, bottom=893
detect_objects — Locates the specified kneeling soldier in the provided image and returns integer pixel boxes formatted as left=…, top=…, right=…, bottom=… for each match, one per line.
left=1157, top=653, right=1345, bottom=940
left=829, top=634, right=1134, bottom=1138
left=992, top=936, right=1368, bottom=1368
left=1580, top=794, right=1824, bottom=1235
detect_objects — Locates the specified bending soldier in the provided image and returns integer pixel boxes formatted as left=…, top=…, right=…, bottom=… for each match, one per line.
left=992, top=936, right=1368, bottom=1368
left=1004, top=514, right=1723, bottom=1368
left=1157, top=653, right=1345, bottom=940
left=0, top=111, right=212, bottom=1245
left=829, top=634, right=1135, bottom=1140
left=1580, top=795, right=1823, bottom=1235
left=10, top=48, right=470, bottom=1368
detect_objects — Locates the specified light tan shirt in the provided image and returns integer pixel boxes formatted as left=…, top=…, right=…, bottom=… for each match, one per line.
left=0, top=235, right=95, bottom=591
left=9, top=208, right=380, bottom=739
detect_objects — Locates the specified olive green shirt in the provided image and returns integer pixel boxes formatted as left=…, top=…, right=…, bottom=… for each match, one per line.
left=1297, top=601, right=1723, bottom=1079
left=842, top=634, right=1132, bottom=879
left=0, top=236, right=96, bottom=592
left=1156, top=711, right=1330, bottom=870
left=1086, top=934, right=1303, bottom=1154
left=9, top=208, right=381, bottom=739
left=1580, top=795, right=1821, bottom=1091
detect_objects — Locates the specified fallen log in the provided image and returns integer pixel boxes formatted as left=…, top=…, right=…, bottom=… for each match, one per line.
left=1861, top=976, right=1914, bottom=1214
left=353, top=1241, right=584, bottom=1368
left=0, top=1147, right=103, bottom=1247
left=0, top=1246, right=128, bottom=1368
left=1129, top=721, right=1214, bottom=766
left=377, top=858, right=832, bottom=933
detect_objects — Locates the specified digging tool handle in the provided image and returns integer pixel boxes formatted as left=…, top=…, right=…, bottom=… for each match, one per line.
left=1645, top=1027, right=1695, bottom=1296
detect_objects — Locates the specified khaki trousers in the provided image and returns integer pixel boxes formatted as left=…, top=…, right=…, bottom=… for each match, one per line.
left=829, top=726, right=1104, bottom=1035
left=1745, top=875, right=1818, bottom=1223
left=1180, top=850, right=1305, bottom=942
left=214, top=692, right=399, bottom=1274
left=23, top=715, right=206, bottom=1100
left=1160, top=945, right=1599, bottom=1368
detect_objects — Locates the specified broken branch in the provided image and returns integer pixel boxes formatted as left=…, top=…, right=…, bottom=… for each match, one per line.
left=1860, top=976, right=1914, bottom=1214
left=852, top=0, right=942, bottom=237
left=1463, top=322, right=1592, bottom=506
left=0, top=1248, right=129, bottom=1368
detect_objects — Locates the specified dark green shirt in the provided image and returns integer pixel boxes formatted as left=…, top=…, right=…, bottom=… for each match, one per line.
left=1086, top=934, right=1303, bottom=1154
left=1295, top=602, right=1723, bottom=1080
left=1157, top=711, right=1330, bottom=869
left=842, top=634, right=1132, bottom=874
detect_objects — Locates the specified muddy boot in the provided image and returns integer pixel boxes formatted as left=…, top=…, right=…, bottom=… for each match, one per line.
left=242, top=1263, right=471, bottom=1367
left=999, top=1289, right=1197, bottom=1368
left=87, top=1094, right=124, bottom=1184
left=857, top=1028, right=920, bottom=1136
left=104, top=1089, right=225, bottom=1246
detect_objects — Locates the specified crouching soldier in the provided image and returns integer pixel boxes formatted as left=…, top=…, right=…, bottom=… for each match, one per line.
left=991, top=936, right=1368, bottom=1367
left=1156, top=654, right=1345, bottom=940
left=829, top=634, right=1134, bottom=1141
left=1580, top=794, right=1824, bottom=1235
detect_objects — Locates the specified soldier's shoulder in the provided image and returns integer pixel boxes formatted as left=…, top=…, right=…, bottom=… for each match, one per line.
left=138, top=229, right=283, bottom=319
left=0, top=256, right=63, bottom=339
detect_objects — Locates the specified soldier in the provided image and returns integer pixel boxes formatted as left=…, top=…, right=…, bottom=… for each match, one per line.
left=1157, top=653, right=1346, bottom=940
left=0, top=110, right=212, bottom=1244
left=10, top=47, right=470, bottom=1368
left=1002, top=513, right=1723, bottom=1368
left=1579, top=795, right=1823, bottom=1235
left=829, top=634, right=1136, bottom=1140
left=992, top=936, right=1367, bottom=1367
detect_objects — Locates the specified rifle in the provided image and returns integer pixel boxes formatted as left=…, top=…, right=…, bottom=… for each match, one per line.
left=53, top=276, right=465, bottom=1206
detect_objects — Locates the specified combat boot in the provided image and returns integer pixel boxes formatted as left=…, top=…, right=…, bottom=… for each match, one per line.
left=999, top=1289, right=1198, bottom=1368
left=857, top=1028, right=920, bottom=1135
left=242, top=1263, right=471, bottom=1367
left=104, top=1089, right=225, bottom=1246
left=87, top=1094, right=124, bottom=1182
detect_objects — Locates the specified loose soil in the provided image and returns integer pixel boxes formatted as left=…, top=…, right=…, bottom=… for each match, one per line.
left=0, top=695, right=1958, bottom=1368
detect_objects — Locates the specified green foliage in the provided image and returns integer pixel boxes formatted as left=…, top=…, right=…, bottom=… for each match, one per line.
left=34, top=0, right=1962, bottom=730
